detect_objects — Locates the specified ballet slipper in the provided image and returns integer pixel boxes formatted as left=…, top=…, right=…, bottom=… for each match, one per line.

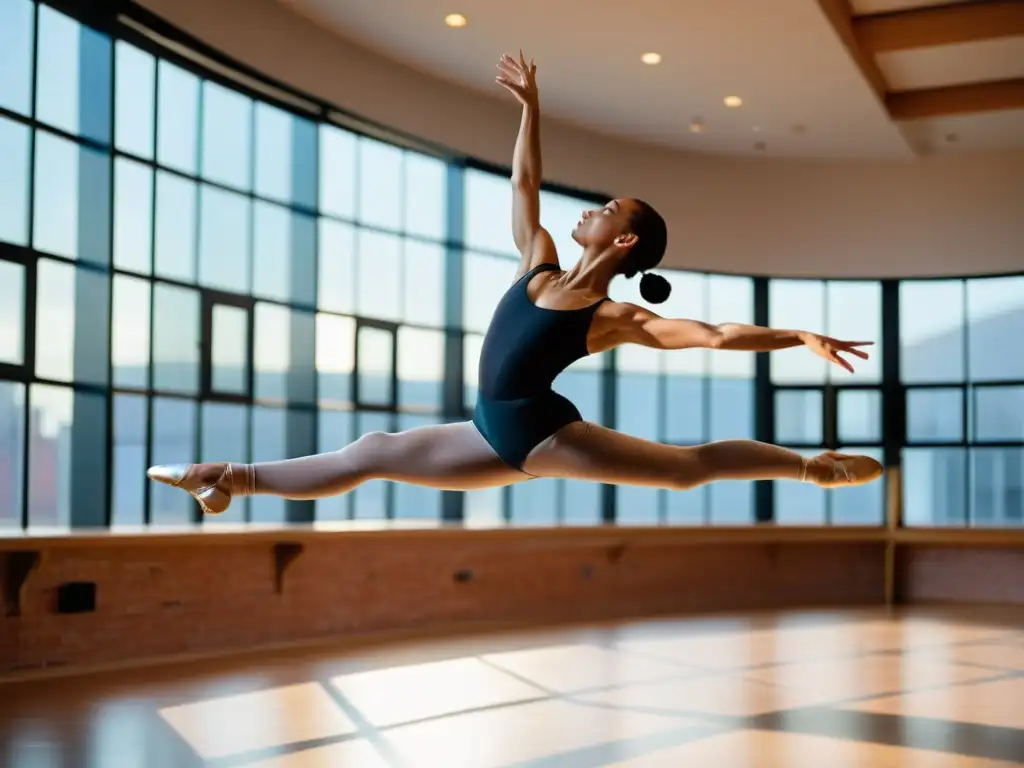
left=801, top=451, right=883, bottom=489
left=146, top=463, right=254, bottom=515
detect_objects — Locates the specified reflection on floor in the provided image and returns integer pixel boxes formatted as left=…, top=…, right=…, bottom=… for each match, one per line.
left=2, top=607, right=1024, bottom=767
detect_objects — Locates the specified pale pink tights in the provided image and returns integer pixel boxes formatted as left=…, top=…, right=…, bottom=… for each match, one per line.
left=214, top=420, right=827, bottom=500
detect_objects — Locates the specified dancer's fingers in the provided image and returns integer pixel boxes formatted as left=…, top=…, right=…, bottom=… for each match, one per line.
left=520, top=50, right=534, bottom=79
left=500, top=53, right=523, bottom=74
left=496, top=75, right=522, bottom=91
left=495, top=77, right=526, bottom=99
left=846, top=347, right=870, bottom=359
left=832, top=352, right=855, bottom=373
left=501, top=51, right=536, bottom=84
left=497, top=60, right=520, bottom=79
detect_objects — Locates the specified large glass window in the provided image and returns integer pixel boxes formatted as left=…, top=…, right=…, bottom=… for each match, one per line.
left=464, top=169, right=515, bottom=257
left=0, top=2, right=460, bottom=530
left=1, top=0, right=1020, bottom=534
left=901, top=277, right=1024, bottom=527
left=707, top=275, right=757, bottom=524
left=0, top=0, right=35, bottom=117
left=201, top=81, right=252, bottom=191
left=770, top=279, right=884, bottom=525
left=113, top=158, right=154, bottom=274
left=35, top=259, right=78, bottom=382
left=154, top=172, right=197, bottom=282
left=33, top=131, right=82, bottom=260
left=0, top=261, right=27, bottom=368
left=319, top=125, right=356, bottom=220
left=114, top=42, right=155, bottom=159
left=404, top=153, right=447, bottom=241
left=35, top=5, right=83, bottom=137
left=112, top=275, right=151, bottom=389
left=0, top=381, right=26, bottom=529
left=112, top=393, right=147, bottom=526
left=358, top=138, right=403, bottom=231
left=607, top=271, right=758, bottom=525
left=0, top=117, right=31, bottom=247
left=157, top=61, right=200, bottom=175
left=27, top=384, right=76, bottom=527
left=463, top=252, right=517, bottom=335
left=255, top=103, right=304, bottom=205
left=198, top=185, right=251, bottom=293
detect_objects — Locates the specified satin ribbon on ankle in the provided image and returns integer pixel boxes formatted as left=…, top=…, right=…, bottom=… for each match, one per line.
left=229, top=464, right=257, bottom=497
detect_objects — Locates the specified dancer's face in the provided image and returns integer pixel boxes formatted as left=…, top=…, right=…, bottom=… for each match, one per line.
left=571, top=198, right=640, bottom=251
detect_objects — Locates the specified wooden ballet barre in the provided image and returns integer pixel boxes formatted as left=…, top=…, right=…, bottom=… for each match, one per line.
left=2, top=519, right=1021, bottom=553
left=0, top=521, right=891, bottom=550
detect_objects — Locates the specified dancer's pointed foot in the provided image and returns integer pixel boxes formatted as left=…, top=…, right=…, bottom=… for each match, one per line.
left=802, top=451, right=884, bottom=489
left=146, top=463, right=250, bottom=515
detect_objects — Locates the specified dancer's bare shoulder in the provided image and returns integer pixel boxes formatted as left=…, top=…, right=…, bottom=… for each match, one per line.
left=587, top=301, right=649, bottom=353
left=513, top=227, right=560, bottom=281
left=589, top=301, right=720, bottom=353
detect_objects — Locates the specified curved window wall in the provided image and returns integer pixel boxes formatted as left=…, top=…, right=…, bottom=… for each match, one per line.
left=0, top=0, right=1021, bottom=530
left=769, top=280, right=885, bottom=525
left=611, top=274, right=757, bottom=525
left=900, top=278, right=1024, bottom=527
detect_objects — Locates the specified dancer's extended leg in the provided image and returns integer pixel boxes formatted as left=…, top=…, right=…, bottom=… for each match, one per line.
left=521, top=421, right=883, bottom=490
left=147, top=421, right=528, bottom=514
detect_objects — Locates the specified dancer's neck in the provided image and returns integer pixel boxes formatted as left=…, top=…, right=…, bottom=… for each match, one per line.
left=561, top=246, right=619, bottom=296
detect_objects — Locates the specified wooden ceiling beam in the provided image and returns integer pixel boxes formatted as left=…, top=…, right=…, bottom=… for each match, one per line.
left=854, top=1, right=1024, bottom=54
left=816, top=0, right=889, bottom=101
left=887, top=77, right=1024, bottom=120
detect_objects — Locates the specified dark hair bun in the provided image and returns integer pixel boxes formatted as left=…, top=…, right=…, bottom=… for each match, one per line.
left=639, top=272, right=671, bottom=304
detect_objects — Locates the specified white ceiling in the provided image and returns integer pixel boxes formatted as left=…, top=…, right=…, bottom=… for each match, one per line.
left=900, top=109, right=1024, bottom=155
left=878, top=37, right=1024, bottom=91
left=277, top=0, right=1023, bottom=159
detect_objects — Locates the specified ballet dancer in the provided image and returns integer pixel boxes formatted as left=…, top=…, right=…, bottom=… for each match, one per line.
left=147, top=51, right=883, bottom=515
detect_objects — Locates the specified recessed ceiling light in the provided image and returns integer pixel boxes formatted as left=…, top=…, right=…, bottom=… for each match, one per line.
left=444, top=13, right=467, bottom=27
left=689, top=119, right=704, bottom=133
left=641, top=52, right=662, bottom=65
left=724, top=95, right=743, bottom=108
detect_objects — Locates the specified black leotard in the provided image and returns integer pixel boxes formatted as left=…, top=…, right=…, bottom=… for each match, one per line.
left=472, top=263, right=608, bottom=471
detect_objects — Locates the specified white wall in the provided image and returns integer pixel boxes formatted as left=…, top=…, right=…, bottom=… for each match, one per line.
left=137, top=0, right=1024, bottom=279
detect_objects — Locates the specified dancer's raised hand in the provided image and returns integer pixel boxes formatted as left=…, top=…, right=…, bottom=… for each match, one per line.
left=495, top=50, right=538, bottom=107
left=802, top=334, right=873, bottom=374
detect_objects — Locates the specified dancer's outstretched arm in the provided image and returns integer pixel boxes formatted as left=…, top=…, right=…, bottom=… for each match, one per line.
left=604, top=303, right=873, bottom=374
left=495, top=51, right=559, bottom=278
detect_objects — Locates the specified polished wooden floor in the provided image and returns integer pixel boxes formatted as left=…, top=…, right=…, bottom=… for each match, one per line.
left=2, top=607, right=1024, bottom=767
